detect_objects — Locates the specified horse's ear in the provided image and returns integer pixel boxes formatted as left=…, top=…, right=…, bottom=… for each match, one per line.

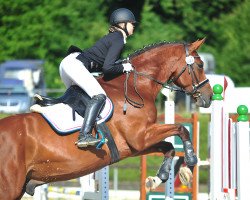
left=189, top=38, right=206, bottom=53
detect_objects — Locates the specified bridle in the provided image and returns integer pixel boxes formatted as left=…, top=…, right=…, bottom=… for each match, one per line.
left=123, top=43, right=209, bottom=111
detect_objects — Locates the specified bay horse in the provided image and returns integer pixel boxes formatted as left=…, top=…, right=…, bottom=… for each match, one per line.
left=0, top=39, right=212, bottom=200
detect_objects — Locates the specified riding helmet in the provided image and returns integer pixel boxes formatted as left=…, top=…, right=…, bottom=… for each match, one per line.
left=109, top=8, right=136, bottom=25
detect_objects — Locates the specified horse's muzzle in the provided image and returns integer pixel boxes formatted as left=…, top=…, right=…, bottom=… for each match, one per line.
left=195, top=93, right=212, bottom=108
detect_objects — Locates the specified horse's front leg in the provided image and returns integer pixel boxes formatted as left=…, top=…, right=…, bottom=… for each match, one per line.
left=134, top=141, right=193, bottom=193
left=133, top=141, right=176, bottom=191
left=129, top=123, right=197, bottom=166
left=149, top=123, right=197, bottom=166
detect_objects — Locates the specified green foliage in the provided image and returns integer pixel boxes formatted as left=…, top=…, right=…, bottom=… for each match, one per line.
left=0, top=0, right=249, bottom=88
left=213, top=0, right=250, bottom=86
left=0, top=0, right=107, bottom=88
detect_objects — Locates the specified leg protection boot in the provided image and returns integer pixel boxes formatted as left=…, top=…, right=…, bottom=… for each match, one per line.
left=76, top=94, right=106, bottom=148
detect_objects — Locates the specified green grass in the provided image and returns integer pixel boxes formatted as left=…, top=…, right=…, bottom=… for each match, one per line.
left=0, top=113, right=10, bottom=119
left=110, top=156, right=164, bottom=182
left=198, top=113, right=210, bottom=184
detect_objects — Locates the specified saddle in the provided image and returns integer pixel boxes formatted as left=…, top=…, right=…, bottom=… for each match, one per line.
left=33, top=85, right=120, bottom=163
left=34, top=85, right=90, bottom=119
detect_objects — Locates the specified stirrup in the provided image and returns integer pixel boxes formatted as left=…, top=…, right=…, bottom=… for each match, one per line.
left=75, top=135, right=101, bottom=148
left=75, top=131, right=108, bottom=149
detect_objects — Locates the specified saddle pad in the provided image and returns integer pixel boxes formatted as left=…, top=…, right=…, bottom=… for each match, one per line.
left=30, top=98, right=113, bottom=134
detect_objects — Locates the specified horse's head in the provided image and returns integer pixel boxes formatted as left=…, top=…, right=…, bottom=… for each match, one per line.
left=128, top=38, right=212, bottom=108
left=167, top=38, right=212, bottom=108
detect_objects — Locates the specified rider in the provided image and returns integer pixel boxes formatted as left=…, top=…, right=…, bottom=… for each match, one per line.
left=59, top=8, right=137, bottom=148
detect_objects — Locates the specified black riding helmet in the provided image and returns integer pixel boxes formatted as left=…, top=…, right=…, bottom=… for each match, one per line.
left=110, top=8, right=137, bottom=25
left=109, top=8, right=137, bottom=36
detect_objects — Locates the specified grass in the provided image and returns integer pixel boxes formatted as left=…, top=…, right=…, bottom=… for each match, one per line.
left=0, top=113, right=10, bottom=119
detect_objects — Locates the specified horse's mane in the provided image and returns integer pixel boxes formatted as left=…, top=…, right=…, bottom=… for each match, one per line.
left=129, top=41, right=184, bottom=59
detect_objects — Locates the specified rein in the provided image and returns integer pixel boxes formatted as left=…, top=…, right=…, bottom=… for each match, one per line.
left=123, top=70, right=185, bottom=111
left=123, top=44, right=209, bottom=112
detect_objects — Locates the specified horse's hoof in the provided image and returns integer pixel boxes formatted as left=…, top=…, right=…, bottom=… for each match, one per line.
left=179, top=166, right=193, bottom=186
left=145, top=177, right=153, bottom=193
left=145, top=176, right=162, bottom=192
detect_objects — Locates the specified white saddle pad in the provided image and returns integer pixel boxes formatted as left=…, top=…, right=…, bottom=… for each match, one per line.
left=30, top=98, right=113, bottom=134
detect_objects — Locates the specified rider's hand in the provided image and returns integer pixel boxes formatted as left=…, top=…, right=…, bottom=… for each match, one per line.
left=123, top=63, right=134, bottom=73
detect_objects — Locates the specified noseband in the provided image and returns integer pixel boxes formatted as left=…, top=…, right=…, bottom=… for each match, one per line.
left=123, top=43, right=209, bottom=110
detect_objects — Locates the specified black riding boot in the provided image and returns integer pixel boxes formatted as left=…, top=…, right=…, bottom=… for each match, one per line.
left=76, top=94, right=106, bottom=148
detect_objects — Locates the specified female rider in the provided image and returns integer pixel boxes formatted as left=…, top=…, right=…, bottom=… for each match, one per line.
left=59, top=8, right=136, bottom=148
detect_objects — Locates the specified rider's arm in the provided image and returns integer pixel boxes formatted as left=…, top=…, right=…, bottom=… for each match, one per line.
left=102, top=32, right=124, bottom=77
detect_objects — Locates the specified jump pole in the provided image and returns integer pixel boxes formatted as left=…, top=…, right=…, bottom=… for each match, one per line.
left=236, top=105, right=249, bottom=200
left=209, top=84, right=224, bottom=199
left=209, top=84, right=250, bottom=200
left=80, top=166, right=109, bottom=200
left=164, top=99, right=175, bottom=200
left=162, top=88, right=175, bottom=199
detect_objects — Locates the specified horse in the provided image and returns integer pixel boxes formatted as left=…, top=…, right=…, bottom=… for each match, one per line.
left=0, top=38, right=212, bottom=200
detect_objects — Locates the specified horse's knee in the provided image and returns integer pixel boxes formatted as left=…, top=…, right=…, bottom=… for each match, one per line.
left=156, top=141, right=175, bottom=158
left=164, top=148, right=175, bottom=158
left=177, top=124, right=190, bottom=141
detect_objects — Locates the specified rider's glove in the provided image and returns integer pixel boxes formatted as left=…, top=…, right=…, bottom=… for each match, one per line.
left=123, top=63, right=134, bottom=73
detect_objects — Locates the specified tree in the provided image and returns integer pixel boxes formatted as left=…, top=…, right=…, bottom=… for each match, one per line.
left=213, top=0, right=250, bottom=86
left=0, top=0, right=248, bottom=87
left=0, top=0, right=107, bottom=88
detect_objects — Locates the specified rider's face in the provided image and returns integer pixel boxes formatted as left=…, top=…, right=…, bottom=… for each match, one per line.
left=126, top=22, right=135, bottom=36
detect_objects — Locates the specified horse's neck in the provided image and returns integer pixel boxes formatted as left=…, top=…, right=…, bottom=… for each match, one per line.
left=101, top=45, right=180, bottom=99
left=133, top=46, right=175, bottom=79
left=131, top=49, right=174, bottom=96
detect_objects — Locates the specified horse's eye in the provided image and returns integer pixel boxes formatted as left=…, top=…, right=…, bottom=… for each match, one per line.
left=197, top=63, right=203, bottom=68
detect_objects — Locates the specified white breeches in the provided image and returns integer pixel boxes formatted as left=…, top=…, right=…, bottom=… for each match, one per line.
left=59, top=53, right=106, bottom=98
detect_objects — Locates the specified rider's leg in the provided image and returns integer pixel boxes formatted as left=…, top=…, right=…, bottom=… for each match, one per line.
left=76, top=94, right=106, bottom=147
left=59, top=53, right=107, bottom=147
left=59, top=53, right=106, bottom=96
